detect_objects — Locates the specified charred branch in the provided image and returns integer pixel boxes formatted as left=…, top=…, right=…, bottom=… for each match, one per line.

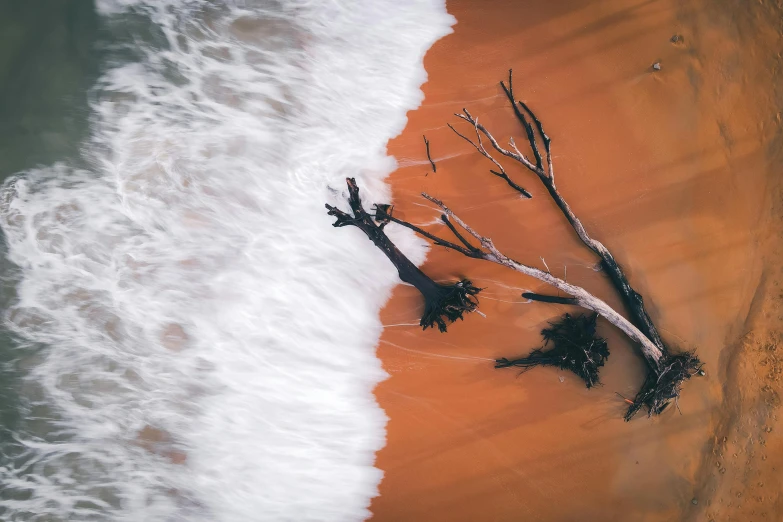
left=390, top=191, right=701, bottom=417
left=325, top=178, right=480, bottom=332
left=327, top=70, right=704, bottom=419
left=373, top=204, right=482, bottom=258
left=423, top=135, right=437, bottom=173
left=496, top=313, right=609, bottom=389
left=522, top=292, right=578, bottom=305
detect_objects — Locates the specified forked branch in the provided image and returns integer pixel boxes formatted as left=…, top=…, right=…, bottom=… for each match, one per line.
left=448, top=117, right=532, bottom=198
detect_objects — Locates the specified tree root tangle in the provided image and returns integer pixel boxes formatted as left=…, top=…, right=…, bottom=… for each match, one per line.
left=421, top=278, right=481, bottom=332
left=623, top=351, right=703, bottom=421
left=496, top=313, right=609, bottom=389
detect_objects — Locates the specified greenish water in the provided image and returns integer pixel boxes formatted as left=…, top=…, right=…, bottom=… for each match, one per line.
left=0, top=0, right=104, bottom=508
left=0, top=5, right=176, bottom=516
left=0, top=2, right=104, bottom=177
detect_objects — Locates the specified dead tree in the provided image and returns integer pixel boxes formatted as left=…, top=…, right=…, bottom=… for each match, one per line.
left=444, top=70, right=703, bottom=418
left=325, top=178, right=480, bottom=332
left=378, top=193, right=701, bottom=419
left=451, top=69, right=665, bottom=355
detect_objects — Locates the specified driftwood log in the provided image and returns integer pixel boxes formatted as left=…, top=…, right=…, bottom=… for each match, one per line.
left=378, top=195, right=663, bottom=364
left=326, top=178, right=480, bottom=332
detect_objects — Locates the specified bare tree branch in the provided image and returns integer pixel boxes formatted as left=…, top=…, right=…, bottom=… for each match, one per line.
left=498, top=69, right=666, bottom=354
left=447, top=121, right=532, bottom=198
left=372, top=204, right=480, bottom=258
left=327, top=70, right=703, bottom=419
left=453, top=111, right=539, bottom=173
left=517, top=100, right=553, bottom=181
left=500, top=71, right=548, bottom=174
left=522, top=292, right=578, bottom=305
left=386, top=191, right=702, bottom=418
left=439, top=214, right=483, bottom=255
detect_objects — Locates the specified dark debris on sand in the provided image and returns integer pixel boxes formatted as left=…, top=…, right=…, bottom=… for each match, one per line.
left=624, top=351, right=703, bottom=421
left=496, top=313, right=610, bottom=389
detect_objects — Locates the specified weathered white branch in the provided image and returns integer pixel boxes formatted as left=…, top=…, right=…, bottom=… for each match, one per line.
left=447, top=119, right=506, bottom=177
left=448, top=112, right=532, bottom=198
left=421, top=192, right=664, bottom=370
left=455, top=111, right=542, bottom=175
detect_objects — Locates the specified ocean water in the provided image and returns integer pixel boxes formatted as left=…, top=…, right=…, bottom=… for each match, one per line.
left=0, top=1, right=454, bottom=520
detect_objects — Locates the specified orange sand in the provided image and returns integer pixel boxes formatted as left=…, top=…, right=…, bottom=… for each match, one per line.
left=371, top=0, right=783, bottom=520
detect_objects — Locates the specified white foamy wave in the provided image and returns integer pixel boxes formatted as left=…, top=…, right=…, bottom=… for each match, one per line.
left=0, top=1, right=454, bottom=520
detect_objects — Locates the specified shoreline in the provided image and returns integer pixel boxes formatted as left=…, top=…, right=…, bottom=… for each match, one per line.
left=370, top=0, right=783, bottom=520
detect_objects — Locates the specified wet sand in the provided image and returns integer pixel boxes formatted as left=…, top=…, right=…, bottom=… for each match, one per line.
left=371, top=0, right=783, bottom=520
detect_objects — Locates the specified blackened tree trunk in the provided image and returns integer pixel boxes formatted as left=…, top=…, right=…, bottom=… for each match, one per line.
left=326, top=178, right=480, bottom=332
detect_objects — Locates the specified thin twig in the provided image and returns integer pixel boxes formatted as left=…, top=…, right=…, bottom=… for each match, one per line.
left=423, top=135, right=436, bottom=173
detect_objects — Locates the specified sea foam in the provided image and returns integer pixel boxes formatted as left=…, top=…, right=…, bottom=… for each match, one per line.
left=0, top=1, right=454, bottom=520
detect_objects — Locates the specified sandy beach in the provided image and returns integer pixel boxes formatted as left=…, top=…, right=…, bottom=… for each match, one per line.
left=371, top=0, right=783, bottom=520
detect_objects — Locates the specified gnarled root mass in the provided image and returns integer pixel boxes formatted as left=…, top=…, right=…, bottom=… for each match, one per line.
left=421, top=279, right=481, bottom=332
left=326, top=178, right=481, bottom=333
left=496, top=313, right=609, bottom=389
left=624, top=351, right=703, bottom=421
